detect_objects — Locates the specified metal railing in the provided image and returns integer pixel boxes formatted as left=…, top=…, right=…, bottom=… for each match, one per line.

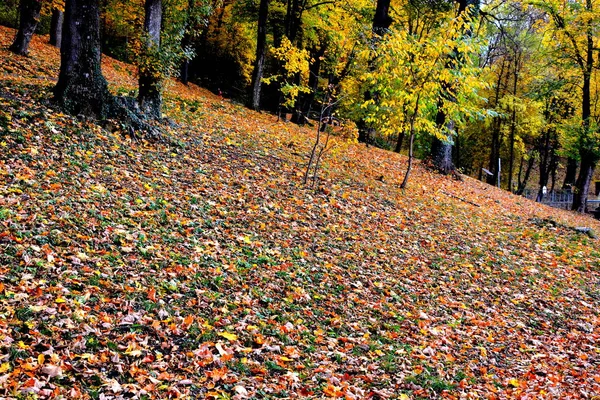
left=522, top=189, right=600, bottom=212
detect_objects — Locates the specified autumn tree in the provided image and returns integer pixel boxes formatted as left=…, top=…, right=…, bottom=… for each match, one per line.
left=9, top=0, right=42, bottom=55
left=49, top=7, right=64, bottom=48
left=357, top=0, right=392, bottom=144
left=53, top=0, right=113, bottom=118
left=138, top=0, right=163, bottom=117
left=533, top=0, right=600, bottom=211
left=430, top=0, right=480, bottom=174
left=357, top=8, right=486, bottom=187
left=249, top=0, right=269, bottom=110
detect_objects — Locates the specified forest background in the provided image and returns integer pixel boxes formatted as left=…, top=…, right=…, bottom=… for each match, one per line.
left=4, top=0, right=600, bottom=212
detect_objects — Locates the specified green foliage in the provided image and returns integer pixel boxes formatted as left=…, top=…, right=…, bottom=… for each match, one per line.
left=347, top=11, right=488, bottom=144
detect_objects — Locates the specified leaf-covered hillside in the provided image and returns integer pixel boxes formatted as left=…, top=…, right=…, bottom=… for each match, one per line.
left=1, top=27, right=599, bottom=399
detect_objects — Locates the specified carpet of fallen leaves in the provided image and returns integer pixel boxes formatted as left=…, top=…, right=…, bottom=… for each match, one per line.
left=1, top=26, right=600, bottom=400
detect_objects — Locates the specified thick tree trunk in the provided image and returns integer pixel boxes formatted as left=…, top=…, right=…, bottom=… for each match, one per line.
left=138, top=0, right=163, bottom=117
left=572, top=4, right=596, bottom=212
left=53, top=0, right=112, bottom=118
left=50, top=8, right=64, bottom=48
left=9, top=0, right=42, bottom=55
left=431, top=134, right=454, bottom=173
left=249, top=0, right=269, bottom=110
left=432, top=107, right=455, bottom=173
left=572, top=156, right=595, bottom=212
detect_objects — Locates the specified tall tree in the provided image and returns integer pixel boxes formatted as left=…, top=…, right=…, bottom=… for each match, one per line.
left=357, top=0, right=393, bottom=144
left=53, top=0, right=112, bottom=118
left=49, top=7, right=64, bottom=48
left=535, top=0, right=599, bottom=212
left=249, top=0, right=269, bottom=110
left=9, top=0, right=42, bottom=55
left=138, top=0, right=163, bottom=117
left=430, top=0, right=479, bottom=173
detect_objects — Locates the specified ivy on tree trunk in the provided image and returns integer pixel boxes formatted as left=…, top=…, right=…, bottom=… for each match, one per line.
left=53, top=0, right=112, bottom=119
left=138, top=0, right=163, bottom=118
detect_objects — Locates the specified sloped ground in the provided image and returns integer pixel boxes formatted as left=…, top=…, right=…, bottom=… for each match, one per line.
left=1, top=26, right=599, bottom=399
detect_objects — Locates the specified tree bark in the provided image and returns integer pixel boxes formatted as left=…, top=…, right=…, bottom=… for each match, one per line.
left=572, top=20, right=594, bottom=211
left=53, top=0, right=112, bottom=118
left=249, top=0, right=269, bottom=110
left=50, top=8, right=64, bottom=48
left=570, top=0, right=597, bottom=211
left=573, top=155, right=595, bottom=212
left=563, top=157, right=578, bottom=189
left=516, top=153, right=534, bottom=196
left=394, top=131, right=405, bottom=153
left=138, top=0, right=163, bottom=118
left=507, top=53, right=519, bottom=192
left=9, top=0, right=42, bottom=55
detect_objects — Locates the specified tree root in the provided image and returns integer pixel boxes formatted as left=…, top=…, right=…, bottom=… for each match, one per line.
left=107, top=96, right=165, bottom=143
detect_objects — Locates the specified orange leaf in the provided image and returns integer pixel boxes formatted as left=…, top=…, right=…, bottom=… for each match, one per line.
left=147, top=287, right=156, bottom=302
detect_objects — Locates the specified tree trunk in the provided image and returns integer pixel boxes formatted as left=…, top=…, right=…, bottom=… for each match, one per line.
left=394, top=131, right=405, bottom=153
left=431, top=134, right=454, bottom=173
left=572, top=156, right=595, bottom=212
left=400, top=128, right=415, bottom=188
left=180, top=59, right=190, bottom=85
left=549, top=154, right=558, bottom=193
left=179, top=0, right=195, bottom=85
left=454, top=127, right=461, bottom=169
left=507, top=55, right=519, bottom=192
left=572, top=0, right=596, bottom=212
left=138, top=0, right=163, bottom=118
left=563, top=157, right=578, bottom=189
left=487, top=60, right=508, bottom=185
left=249, top=0, right=269, bottom=110
left=53, top=0, right=112, bottom=118
left=50, top=8, right=64, bottom=48
left=297, top=46, right=325, bottom=122
left=284, top=0, right=302, bottom=44
left=516, top=153, right=534, bottom=196
left=9, top=0, right=42, bottom=55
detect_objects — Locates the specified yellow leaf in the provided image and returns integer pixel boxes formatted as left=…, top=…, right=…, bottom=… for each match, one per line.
left=218, top=331, right=237, bottom=341
left=0, top=362, right=10, bottom=373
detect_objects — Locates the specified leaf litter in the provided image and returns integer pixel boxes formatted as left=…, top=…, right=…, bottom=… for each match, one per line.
left=0, top=26, right=599, bottom=399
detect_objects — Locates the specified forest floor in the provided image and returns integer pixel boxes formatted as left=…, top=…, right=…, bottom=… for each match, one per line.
left=1, top=26, right=600, bottom=399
